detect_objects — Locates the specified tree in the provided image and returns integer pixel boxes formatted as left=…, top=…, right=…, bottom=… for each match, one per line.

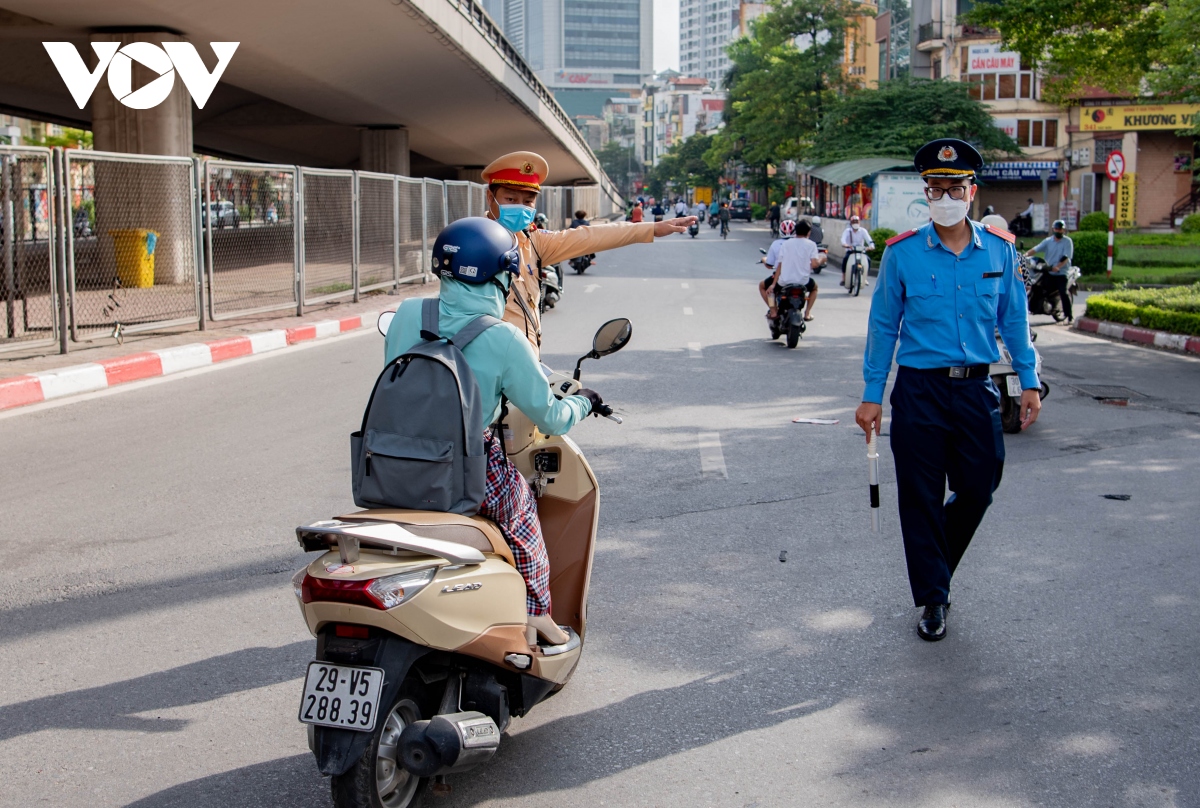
left=597, top=141, right=637, bottom=198
left=965, top=0, right=1165, bottom=104
left=707, top=0, right=866, bottom=175
left=27, top=127, right=93, bottom=149
left=807, top=76, right=1020, bottom=164
left=648, top=134, right=723, bottom=197
left=1149, top=0, right=1200, bottom=133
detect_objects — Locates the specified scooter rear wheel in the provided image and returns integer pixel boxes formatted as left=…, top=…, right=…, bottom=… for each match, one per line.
left=786, top=322, right=801, bottom=349
left=999, top=389, right=1022, bottom=434
left=331, top=697, right=426, bottom=808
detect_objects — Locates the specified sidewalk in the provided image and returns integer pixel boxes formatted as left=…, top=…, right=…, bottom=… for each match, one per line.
left=0, top=280, right=436, bottom=411
left=1074, top=316, right=1200, bottom=356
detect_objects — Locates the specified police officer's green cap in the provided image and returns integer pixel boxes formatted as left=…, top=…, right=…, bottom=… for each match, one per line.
left=914, top=138, right=984, bottom=179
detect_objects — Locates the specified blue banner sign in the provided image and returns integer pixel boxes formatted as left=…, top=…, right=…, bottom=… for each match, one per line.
left=979, top=161, right=1059, bottom=182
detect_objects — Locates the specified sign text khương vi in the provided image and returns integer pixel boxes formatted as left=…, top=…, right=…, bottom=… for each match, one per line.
left=1081, top=104, right=1200, bottom=132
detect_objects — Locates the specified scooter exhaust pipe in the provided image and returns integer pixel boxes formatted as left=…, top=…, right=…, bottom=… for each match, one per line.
left=398, top=711, right=500, bottom=777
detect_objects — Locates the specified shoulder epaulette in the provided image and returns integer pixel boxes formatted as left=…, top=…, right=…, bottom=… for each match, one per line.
left=984, top=224, right=1016, bottom=243
left=885, top=229, right=918, bottom=246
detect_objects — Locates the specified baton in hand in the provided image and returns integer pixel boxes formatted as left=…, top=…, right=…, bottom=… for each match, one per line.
left=868, top=431, right=881, bottom=533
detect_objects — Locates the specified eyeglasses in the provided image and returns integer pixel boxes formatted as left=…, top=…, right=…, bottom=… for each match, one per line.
left=924, top=186, right=970, bottom=201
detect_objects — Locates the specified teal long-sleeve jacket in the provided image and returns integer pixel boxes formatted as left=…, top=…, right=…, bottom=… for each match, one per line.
left=384, top=276, right=591, bottom=434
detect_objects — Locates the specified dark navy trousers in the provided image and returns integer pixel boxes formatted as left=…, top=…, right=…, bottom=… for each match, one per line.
left=889, top=367, right=1005, bottom=606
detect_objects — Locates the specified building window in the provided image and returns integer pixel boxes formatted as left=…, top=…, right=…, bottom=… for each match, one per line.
left=965, top=70, right=1036, bottom=100
left=1094, top=137, right=1122, bottom=164
left=1014, top=119, right=1058, bottom=148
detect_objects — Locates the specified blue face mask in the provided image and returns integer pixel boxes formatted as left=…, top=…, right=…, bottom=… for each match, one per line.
left=497, top=204, right=537, bottom=233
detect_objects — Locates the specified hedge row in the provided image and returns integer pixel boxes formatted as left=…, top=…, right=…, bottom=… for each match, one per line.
left=1086, top=288, right=1200, bottom=336
left=1100, top=283, right=1200, bottom=312
left=1073, top=231, right=1118, bottom=274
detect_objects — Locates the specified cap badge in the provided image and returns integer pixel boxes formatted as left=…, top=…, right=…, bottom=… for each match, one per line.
left=938, top=145, right=958, bottom=162
left=522, top=161, right=534, bottom=175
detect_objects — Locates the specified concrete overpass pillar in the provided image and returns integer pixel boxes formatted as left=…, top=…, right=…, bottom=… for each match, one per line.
left=89, top=32, right=194, bottom=287
left=90, top=32, right=194, bottom=157
left=360, top=127, right=410, bottom=176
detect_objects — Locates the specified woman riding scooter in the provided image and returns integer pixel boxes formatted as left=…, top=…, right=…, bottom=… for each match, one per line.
left=384, top=217, right=603, bottom=645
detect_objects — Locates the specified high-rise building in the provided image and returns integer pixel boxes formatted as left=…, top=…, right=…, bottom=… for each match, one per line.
left=679, top=1, right=767, bottom=90
left=482, top=0, right=654, bottom=119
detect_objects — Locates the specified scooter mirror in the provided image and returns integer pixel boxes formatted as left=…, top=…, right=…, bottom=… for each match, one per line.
left=377, top=311, right=395, bottom=336
left=592, top=318, right=632, bottom=356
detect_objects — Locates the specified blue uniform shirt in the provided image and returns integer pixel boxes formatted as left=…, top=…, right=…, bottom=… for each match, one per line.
left=862, top=220, right=1039, bottom=404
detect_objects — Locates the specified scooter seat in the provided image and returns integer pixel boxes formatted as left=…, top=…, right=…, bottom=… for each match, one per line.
left=338, top=509, right=516, bottom=567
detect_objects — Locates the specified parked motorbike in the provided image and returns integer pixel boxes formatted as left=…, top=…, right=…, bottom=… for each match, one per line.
left=989, top=337, right=1050, bottom=434
left=1022, top=256, right=1080, bottom=322
left=293, top=316, right=631, bottom=808
left=569, top=254, right=592, bottom=275
left=1009, top=213, right=1033, bottom=237
left=687, top=220, right=699, bottom=238
left=844, top=245, right=871, bottom=297
left=538, top=264, right=561, bottom=312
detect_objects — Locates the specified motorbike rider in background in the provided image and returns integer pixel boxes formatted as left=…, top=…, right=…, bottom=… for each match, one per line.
left=759, top=218, right=796, bottom=309
left=718, top=201, right=731, bottom=237
left=768, top=200, right=782, bottom=236
left=673, top=198, right=689, bottom=218
left=840, top=214, right=875, bottom=287
left=764, top=218, right=820, bottom=322
left=1025, top=219, right=1075, bottom=324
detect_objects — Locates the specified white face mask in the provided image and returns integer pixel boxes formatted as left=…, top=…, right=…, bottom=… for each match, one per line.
left=851, top=223, right=860, bottom=231
left=928, top=196, right=970, bottom=227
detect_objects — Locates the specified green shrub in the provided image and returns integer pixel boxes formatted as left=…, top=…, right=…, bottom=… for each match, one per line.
left=1182, top=213, right=1200, bottom=234
left=868, top=228, right=896, bottom=265
left=1073, top=231, right=1118, bottom=275
left=1086, top=284, right=1200, bottom=335
left=1078, top=211, right=1110, bottom=231
left=750, top=203, right=766, bottom=221
left=1118, top=232, right=1200, bottom=246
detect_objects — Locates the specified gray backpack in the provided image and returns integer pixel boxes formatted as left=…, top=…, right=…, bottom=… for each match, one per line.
left=351, top=298, right=500, bottom=515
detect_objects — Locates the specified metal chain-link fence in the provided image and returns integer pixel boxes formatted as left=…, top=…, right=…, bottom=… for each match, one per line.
left=65, top=150, right=198, bottom=340
left=445, top=180, right=470, bottom=223
left=205, top=161, right=298, bottom=320
left=398, top=177, right=426, bottom=282
left=301, top=168, right=354, bottom=305
left=424, top=180, right=446, bottom=260
left=0, top=146, right=59, bottom=352
left=469, top=183, right=487, bottom=218
left=357, top=172, right=397, bottom=293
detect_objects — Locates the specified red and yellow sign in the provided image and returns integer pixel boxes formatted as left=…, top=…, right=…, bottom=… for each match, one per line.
left=1116, top=173, right=1137, bottom=228
left=1080, top=103, right=1200, bottom=132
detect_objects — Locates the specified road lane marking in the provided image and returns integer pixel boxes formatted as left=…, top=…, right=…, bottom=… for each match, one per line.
left=681, top=282, right=689, bottom=288
left=698, top=432, right=728, bottom=479
left=688, top=342, right=703, bottom=358
left=584, top=284, right=600, bottom=293
left=683, top=307, right=693, bottom=315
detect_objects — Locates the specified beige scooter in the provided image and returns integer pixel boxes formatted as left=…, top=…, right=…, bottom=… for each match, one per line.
left=291, top=316, right=631, bottom=808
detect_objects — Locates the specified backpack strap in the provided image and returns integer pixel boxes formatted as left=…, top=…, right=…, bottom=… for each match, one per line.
left=450, top=314, right=502, bottom=350
left=420, top=297, right=441, bottom=341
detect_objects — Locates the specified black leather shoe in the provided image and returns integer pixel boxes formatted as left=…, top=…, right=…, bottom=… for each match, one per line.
left=917, top=604, right=949, bottom=642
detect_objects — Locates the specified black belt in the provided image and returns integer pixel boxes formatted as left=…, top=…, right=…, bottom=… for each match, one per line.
left=900, top=364, right=990, bottom=379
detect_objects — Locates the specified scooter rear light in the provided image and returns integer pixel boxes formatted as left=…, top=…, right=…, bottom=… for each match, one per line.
left=301, top=567, right=436, bottom=610
left=334, top=624, right=371, bottom=639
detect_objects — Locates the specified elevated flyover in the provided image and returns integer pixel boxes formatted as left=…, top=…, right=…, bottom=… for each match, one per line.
left=0, top=0, right=618, bottom=190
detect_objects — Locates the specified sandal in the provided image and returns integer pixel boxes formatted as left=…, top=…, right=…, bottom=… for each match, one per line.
left=804, top=314, right=814, bottom=321
left=766, top=308, right=777, bottom=319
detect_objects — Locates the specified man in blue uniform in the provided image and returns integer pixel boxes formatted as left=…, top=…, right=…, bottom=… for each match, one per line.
left=855, top=138, right=1042, bottom=642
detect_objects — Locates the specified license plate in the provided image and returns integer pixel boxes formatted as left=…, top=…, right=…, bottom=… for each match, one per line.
left=1005, top=375, right=1023, bottom=397
left=298, top=662, right=385, bottom=732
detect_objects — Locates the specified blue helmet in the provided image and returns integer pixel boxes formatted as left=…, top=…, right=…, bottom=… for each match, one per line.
left=432, top=217, right=520, bottom=285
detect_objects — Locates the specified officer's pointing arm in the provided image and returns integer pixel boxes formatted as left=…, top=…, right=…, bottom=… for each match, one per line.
left=532, top=221, right=656, bottom=265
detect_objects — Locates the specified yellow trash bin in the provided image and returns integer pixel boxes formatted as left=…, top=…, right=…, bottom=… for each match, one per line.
left=109, top=229, right=159, bottom=288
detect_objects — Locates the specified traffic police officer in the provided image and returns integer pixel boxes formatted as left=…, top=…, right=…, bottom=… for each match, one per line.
left=481, top=151, right=695, bottom=351
left=855, top=138, right=1041, bottom=642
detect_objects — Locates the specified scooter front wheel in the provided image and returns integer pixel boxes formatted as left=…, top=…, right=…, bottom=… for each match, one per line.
left=999, top=389, right=1022, bottom=434
left=331, top=697, right=426, bottom=808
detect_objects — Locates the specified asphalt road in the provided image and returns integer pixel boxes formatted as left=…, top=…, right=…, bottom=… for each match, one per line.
left=2, top=220, right=1198, bottom=808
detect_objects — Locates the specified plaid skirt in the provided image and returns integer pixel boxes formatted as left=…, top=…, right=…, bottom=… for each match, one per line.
left=480, top=432, right=552, bottom=615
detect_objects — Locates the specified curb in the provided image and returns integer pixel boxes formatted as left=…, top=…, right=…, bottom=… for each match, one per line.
left=0, top=314, right=376, bottom=412
left=1074, top=317, right=1200, bottom=356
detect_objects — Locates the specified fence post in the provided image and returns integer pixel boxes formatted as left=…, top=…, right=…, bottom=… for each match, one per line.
left=2, top=154, right=13, bottom=340
left=53, top=148, right=68, bottom=354
left=352, top=172, right=360, bottom=303
left=203, top=160, right=216, bottom=324
left=193, top=157, right=206, bottom=331
left=295, top=167, right=305, bottom=316
left=420, top=179, right=429, bottom=284
left=441, top=182, right=448, bottom=233
left=392, top=175, right=400, bottom=290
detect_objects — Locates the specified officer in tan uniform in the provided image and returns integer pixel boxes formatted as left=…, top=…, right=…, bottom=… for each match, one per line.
left=481, top=151, right=695, bottom=349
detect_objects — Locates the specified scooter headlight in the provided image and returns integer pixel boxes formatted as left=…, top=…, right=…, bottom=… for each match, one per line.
left=365, top=567, right=437, bottom=610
